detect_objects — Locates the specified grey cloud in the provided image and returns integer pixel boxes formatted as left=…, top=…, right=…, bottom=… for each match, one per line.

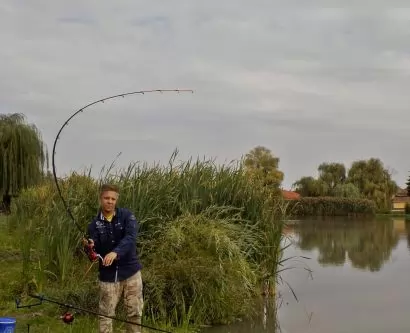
left=1, top=0, right=410, bottom=189
left=58, top=14, right=96, bottom=25
left=129, top=16, right=171, bottom=28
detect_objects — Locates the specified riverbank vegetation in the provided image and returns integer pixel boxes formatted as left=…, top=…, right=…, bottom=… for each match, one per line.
left=2, top=155, right=287, bottom=332
left=286, top=197, right=376, bottom=217
left=0, top=114, right=288, bottom=331
left=292, top=160, right=399, bottom=213
left=1, top=111, right=406, bottom=331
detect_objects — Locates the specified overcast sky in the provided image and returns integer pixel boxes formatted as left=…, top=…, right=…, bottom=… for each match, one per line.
left=2, top=1, right=410, bottom=189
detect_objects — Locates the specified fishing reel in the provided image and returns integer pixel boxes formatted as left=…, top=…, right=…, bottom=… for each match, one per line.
left=16, top=295, right=74, bottom=325
left=83, top=239, right=101, bottom=262
left=61, top=311, right=74, bottom=324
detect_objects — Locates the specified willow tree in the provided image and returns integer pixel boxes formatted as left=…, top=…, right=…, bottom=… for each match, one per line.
left=317, top=162, right=346, bottom=190
left=0, top=113, right=48, bottom=213
left=292, top=176, right=329, bottom=197
left=347, top=158, right=397, bottom=211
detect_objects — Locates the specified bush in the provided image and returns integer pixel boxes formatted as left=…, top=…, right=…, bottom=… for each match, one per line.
left=286, top=196, right=376, bottom=216
left=142, top=211, right=259, bottom=325
left=8, top=154, right=287, bottom=329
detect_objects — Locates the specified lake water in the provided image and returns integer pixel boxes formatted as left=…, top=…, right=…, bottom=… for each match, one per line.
left=204, top=216, right=410, bottom=333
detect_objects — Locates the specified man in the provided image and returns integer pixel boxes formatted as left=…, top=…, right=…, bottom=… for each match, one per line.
left=86, top=183, right=144, bottom=333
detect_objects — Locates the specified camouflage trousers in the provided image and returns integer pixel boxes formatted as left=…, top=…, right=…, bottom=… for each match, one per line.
left=99, top=271, right=144, bottom=333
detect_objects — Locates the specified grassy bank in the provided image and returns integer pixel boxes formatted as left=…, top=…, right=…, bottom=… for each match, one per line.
left=2, top=155, right=286, bottom=332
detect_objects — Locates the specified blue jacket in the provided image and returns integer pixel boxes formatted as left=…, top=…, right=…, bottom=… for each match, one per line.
left=87, top=207, right=142, bottom=282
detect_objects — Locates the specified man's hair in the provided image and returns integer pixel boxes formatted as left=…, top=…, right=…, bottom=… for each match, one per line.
left=100, top=183, right=120, bottom=195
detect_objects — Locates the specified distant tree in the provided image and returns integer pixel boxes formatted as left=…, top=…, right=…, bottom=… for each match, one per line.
left=243, top=146, right=284, bottom=190
left=0, top=113, right=48, bottom=213
left=317, top=162, right=346, bottom=191
left=333, top=183, right=361, bottom=198
left=347, top=158, right=397, bottom=211
left=292, top=176, right=329, bottom=197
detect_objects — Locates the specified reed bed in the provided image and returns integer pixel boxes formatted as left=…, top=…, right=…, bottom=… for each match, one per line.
left=8, top=153, right=287, bottom=330
left=287, top=197, right=376, bottom=216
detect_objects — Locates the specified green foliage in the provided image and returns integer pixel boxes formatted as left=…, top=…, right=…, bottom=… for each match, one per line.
left=293, top=158, right=397, bottom=211
left=0, top=213, right=188, bottom=333
left=0, top=113, right=48, bottom=196
left=243, top=146, right=284, bottom=191
left=8, top=153, right=287, bottom=329
left=406, top=173, right=410, bottom=197
left=292, top=176, right=329, bottom=197
left=286, top=197, right=376, bottom=217
left=142, top=211, right=259, bottom=325
left=318, top=162, right=346, bottom=189
left=347, top=158, right=397, bottom=211
left=332, top=183, right=361, bottom=198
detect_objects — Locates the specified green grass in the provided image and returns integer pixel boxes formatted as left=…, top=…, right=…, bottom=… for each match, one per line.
left=0, top=214, right=195, bottom=333
left=0, top=214, right=93, bottom=332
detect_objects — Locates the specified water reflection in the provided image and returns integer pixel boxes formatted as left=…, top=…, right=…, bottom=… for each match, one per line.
left=291, top=217, right=401, bottom=271
left=277, top=216, right=410, bottom=333
left=204, top=216, right=410, bottom=333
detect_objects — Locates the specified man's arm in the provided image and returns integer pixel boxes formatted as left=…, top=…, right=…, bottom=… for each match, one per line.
left=112, top=211, right=138, bottom=259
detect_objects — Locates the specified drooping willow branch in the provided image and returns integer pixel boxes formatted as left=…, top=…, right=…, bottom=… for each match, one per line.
left=0, top=113, right=48, bottom=197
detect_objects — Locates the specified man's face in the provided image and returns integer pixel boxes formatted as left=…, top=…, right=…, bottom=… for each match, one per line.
left=100, top=190, right=118, bottom=213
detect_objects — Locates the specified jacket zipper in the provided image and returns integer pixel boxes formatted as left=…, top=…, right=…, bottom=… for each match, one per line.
left=115, top=264, right=118, bottom=283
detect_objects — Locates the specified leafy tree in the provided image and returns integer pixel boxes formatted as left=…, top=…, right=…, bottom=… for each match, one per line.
left=0, top=113, right=48, bottom=213
left=347, top=158, right=397, bottom=211
left=318, top=162, right=346, bottom=191
left=292, top=158, right=397, bottom=211
left=243, top=146, right=284, bottom=189
left=333, top=183, right=361, bottom=199
left=292, top=176, right=329, bottom=197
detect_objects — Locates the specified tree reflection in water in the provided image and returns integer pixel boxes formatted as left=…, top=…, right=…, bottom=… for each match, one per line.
left=293, top=217, right=401, bottom=272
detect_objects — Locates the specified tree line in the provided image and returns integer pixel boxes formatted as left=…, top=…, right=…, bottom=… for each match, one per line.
left=0, top=112, right=405, bottom=213
left=233, top=145, right=402, bottom=213
left=292, top=160, right=398, bottom=211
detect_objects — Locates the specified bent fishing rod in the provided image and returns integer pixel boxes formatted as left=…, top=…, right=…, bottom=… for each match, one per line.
left=16, top=293, right=173, bottom=333
left=46, top=89, right=193, bottom=331
left=51, top=89, right=194, bottom=244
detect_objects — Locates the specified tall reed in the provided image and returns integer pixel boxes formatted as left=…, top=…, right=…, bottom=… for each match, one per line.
left=9, top=153, right=287, bottom=329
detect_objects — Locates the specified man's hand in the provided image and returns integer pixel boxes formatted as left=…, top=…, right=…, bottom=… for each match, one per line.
left=103, top=252, right=117, bottom=266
